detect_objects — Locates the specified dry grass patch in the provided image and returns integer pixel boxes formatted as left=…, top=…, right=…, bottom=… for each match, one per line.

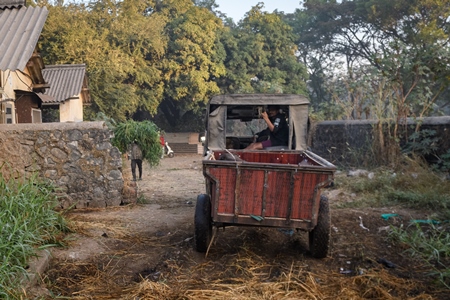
left=46, top=249, right=441, bottom=299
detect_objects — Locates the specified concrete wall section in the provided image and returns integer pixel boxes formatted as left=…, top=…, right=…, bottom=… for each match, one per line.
left=309, top=119, right=376, bottom=165
left=0, top=121, right=123, bottom=208
left=309, top=116, right=450, bottom=167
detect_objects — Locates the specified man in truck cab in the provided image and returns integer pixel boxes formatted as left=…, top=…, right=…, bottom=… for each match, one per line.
left=245, top=105, right=289, bottom=150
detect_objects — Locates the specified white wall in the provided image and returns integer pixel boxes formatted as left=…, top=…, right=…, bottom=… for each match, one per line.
left=60, top=97, right=83, bottom=122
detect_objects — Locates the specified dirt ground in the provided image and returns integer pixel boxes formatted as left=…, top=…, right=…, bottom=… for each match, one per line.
left=30, top=154, right=448, bottom=299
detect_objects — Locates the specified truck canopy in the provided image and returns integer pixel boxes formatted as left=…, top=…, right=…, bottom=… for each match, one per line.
left=207, top=94, right=310, bottom=151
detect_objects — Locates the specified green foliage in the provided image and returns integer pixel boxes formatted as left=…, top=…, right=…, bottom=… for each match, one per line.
left=285, top=0, right=450, bottom=169
left=112, top=120, right=161, bottom=166
left=335, top=169, right=394, bottom=196
left=389, top=223, right=450, bottom=288
left=439, top=150, right=450, bottom=173
left=289, top=0, right=450, bottom=120
left=403, top=129, right=439, bottom=156
left=40, top=0, right=167, bottom=123
left=136, top=194, right=149, bottom=204
left=94, top=112, right=117, bottom=131
left=155, top=0, right=226, bottom=127
left=41, top=107, right=60, bottom=123
left=403, top=129, right=450, bottom=172
left=0, top=170, right=65, bottom=298
left=337, top=159, right=450, bottom=219
left=218, top=5, right=308, bottom=95
left=38, top=0, right=310, bottom=128
left=334, top=159, right=450, bottom=287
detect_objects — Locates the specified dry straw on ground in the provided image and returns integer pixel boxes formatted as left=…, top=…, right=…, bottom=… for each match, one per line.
left=48, top=248, right=438, bottom=300
left=45, top=206, right=444, bottom=299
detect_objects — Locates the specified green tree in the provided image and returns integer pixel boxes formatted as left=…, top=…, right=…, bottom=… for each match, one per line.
left=287, top=0, right=450, bottom=167
left=217, top=4, right=308, bottom=95
left=39, top=0, right=166, bottom=122
left=152, top=0, right=226, bottom=128
left=38, top=1, right=309, bottom=129
left=289, top=0, right=450, bottom=118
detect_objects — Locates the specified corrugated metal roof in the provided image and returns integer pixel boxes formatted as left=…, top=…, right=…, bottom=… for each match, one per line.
left=0, top=1, right=26, bottom=9
left=14, top=89, right=55, bottom=103
left=0, top=5, right=48, bottom=71
left=42, top=64, right=87, bottom=103
left=0, top=0, right=25, bottom=9
left=36, top=92, right=54, bottom=103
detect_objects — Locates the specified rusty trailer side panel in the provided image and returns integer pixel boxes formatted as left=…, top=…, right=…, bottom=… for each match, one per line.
left=203, top=151, right=335, bottom=230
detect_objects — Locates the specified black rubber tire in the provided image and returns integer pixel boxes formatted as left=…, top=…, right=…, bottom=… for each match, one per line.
left=194, top=194, right=212, bottom=252
left=168, top=152, right=174, bottom=158
left=309, top=195, right=331, bottom=258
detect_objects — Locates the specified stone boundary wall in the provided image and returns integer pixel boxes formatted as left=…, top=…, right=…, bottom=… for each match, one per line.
left=0, top=121, right=124, bottom=208
left=309, top=116, right=450, bottom=167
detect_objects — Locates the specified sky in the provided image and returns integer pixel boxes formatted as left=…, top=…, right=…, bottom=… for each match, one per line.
left=214, top=0, right=301, bottom=22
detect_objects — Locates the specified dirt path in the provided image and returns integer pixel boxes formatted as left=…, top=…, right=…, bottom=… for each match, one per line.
left=32, top=154, right=446, bottom=299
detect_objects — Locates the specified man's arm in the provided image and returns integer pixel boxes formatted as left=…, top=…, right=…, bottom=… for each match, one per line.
left=261, top=112, right=275, bottom=132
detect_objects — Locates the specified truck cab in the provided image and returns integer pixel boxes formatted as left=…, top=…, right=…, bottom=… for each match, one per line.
left=202, top=94, right=310, bottom=154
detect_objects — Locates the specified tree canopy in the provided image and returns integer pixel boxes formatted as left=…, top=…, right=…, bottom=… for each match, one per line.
left=217, top=4, right=308, bottom=95
left=152, top=0, right=226, bottom=127
left=38, top=0, right=307, bottom=129
left=287, top=0, right=450, bottom=120
left=37, top=0, right=450, bottom=130
left=39, top=0, right=167, bottom=122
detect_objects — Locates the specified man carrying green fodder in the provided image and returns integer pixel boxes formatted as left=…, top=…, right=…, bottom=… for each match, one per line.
left=112, top=120, right=162, bottom=179
left=128, top=140, right=143, bottom=181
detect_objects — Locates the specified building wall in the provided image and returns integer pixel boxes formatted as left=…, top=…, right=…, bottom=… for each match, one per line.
left=0, top=69, right=32, bottom=97
left=0, top=121, right=124, bottom=208
left=0, top=70, right=33, bottom=124
left=15, top=95, right=39, bottom=123
left=74, top=96, right=84, bottom=121
left=60, top=97, right=83, bottom=122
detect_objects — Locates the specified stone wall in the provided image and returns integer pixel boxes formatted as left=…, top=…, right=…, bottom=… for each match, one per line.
left=1, top=117, right=448, bottom=208
left=0, top=122, right=124, bottom=208
left=309, top=116, right=450, bottom=167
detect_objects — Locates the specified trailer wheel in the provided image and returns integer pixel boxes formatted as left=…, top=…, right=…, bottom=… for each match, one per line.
left=309, top=195, right=330, bottom=258
left=194, top=194, right=212, bottom=252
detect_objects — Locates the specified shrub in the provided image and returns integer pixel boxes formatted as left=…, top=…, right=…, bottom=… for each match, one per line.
left=0, top=170, right=65, bottom=298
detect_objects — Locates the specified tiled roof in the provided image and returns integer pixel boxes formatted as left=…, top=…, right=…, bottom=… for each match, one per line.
left=42, top=64, right=87, bottom=103
left=0, top=5, right=48, bottom=71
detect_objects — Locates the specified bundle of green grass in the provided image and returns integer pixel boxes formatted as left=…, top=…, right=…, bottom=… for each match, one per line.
left=112, top=120, right=162, bottom=166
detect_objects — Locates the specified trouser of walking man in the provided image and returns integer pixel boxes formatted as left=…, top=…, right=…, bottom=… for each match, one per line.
left=131, top=159, right=142, bottom=181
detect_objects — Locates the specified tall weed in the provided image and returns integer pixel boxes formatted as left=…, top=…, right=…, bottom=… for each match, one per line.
left=0, top=171, right=65, bottom=298
left=389, top=223, right=450, bottom=288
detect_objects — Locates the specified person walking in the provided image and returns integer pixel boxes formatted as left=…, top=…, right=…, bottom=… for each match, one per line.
left=129, top=140, right=143, bottom=181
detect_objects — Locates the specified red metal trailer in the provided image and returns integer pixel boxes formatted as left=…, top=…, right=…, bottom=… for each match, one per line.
left=195, top=94, right=336, bottom=258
